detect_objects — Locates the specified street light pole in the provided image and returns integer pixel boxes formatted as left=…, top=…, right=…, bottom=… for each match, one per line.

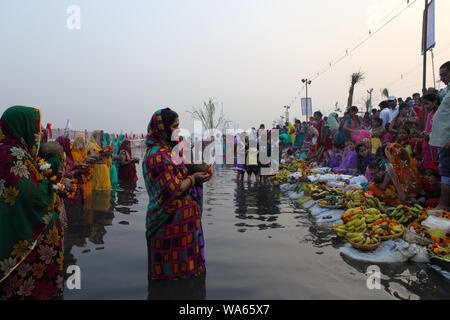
left=283, top=105, right=290, bottom=123
left=302, top=78, right=312, bottom=122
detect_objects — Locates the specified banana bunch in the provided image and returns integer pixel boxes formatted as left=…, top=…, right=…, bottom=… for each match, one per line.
left=347, top=232, right=381, bottom=246
left=344, top=189, right=385, bottom=211
left=275, top=169, right=291, bottom=184
left=344, top=216, right=367, bottom=234
left=389, top=204, right=424, bottom=225
left=332, top=222, right=347, bottom=238
left=333, top=208, right=367, bottom=237
left=362, top=208, right=385, bottom=223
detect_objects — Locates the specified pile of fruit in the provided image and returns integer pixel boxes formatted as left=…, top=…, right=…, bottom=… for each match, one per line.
left=388, top=204, right=429, bottom=225
left=346, top=232, right=381, bottom=247
left=429, top=240, right=450, bottom=260
left=319, top=195, right=343, bottom=207
left=273, top=169, right=291, bottom=184
left=281, top=159, right=307, bottom=172
left=343, top=189, right=385, bottom=212
left=332, top=207, right=367, bottom=238
left=436, top=210, right=450, bottom=219
left=368, top=218, right=404, bottom=238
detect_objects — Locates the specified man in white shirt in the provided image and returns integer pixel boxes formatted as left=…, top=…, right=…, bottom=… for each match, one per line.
left=379, top=97, right=397, bottom=127
left=386, top=96, right=399, bottom=124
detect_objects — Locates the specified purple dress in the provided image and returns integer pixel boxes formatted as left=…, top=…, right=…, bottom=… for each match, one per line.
left=332, top=150, right=357, bottom=174
left=327, top=150, right=342, bottom=168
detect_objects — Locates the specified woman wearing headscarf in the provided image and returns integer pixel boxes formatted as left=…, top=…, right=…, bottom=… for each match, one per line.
left=71, top=136, right=93, bottom=201
left=87, top=130, right=112, bottom=191
left=118, top=140, right=139, bottom=182
left=103, top=132, right=119, bottom=188
left=143, top=108, right=211, bottom=280
left=384, top=142, right=422, bottom=202
left=0, top=106, right=65, bottom=300
left=315, top=112, right=338, bottom=164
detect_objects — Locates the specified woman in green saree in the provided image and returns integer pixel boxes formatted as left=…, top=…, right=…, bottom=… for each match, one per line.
left=0, top=106, right=65, bottom=300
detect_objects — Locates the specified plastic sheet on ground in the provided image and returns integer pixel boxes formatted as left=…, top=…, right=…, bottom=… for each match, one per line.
left=317, top=174, right=340, bottom=183
left=288, top=172, right=303, bottom=180
left=309, top=204, right=332, bottom=217
left=280, top=183, right=296, bottom=192
left=310, top=167, right=331, bottom=174
left=314, top=210, right=344, bottom=226
left=422, top=215, right=450, bottom=235
left=287, top=191, right=304, bottom=201
left=430, top=265, right=450, bottom=281
left=302, top=200, right=316, bottom=210
left=348, top=175, right=368, bottom=186
left=340, top=239, right=429, bottom=263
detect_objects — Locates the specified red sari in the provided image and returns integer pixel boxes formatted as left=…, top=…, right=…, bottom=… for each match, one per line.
left=118, top=149, right=137, bottom=181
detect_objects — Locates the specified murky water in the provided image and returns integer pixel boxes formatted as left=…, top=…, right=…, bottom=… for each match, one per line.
left=63, top=151, right=450, bottom=300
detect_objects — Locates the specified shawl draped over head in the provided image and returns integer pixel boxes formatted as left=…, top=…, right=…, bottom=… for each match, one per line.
left=142, top=108, right=189, bottom=237
left=327, top=113, right=339, bottom=134
left=71, top=136, right=87, bottom=165
left=56, top=136, right=74, bottom=172
left=115, top=134, right=124, bottom=155
left=0, top=106, right=59, bottom=284
left=385, top=143, right=421, bottom=202
left=87, top=130, right=102, bottom=157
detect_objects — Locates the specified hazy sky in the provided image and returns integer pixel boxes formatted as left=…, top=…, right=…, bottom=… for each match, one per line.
left=1, top=0, right=449, bottom=135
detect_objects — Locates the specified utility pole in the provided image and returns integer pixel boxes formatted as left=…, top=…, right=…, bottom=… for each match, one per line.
left=301, top=78, right=312, bottom=122
left=366, top=88, right=373, bottom=113
left=422, top=0, right=429, bottom=96
left=283, top=105, right=291, bottom=123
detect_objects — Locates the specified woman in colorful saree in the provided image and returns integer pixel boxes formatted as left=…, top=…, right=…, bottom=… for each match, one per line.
left=87, top=130, right=112, bottom=191
left=315, top=112, right=338, bottom=164
left=384, top=142, right=422, bottom=203
left=71, top=136, right=93, bottom=201
left=0, top=106, right=65, bottom=300
left=118, top=140, right=138, bottom=182
left=103, top=132, right=118, bottom=188
left=368, top=143, right=422, bottom=206
left=143, top=108, right=211, bottom=280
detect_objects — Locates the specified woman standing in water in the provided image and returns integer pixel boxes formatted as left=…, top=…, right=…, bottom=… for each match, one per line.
left=118, top=140, right=139, bottom=182
left=0, top=106, right=65, bottom=299
left=143, top=108, right=211, bottom=280
left=87, top=130, right=112, bottom=191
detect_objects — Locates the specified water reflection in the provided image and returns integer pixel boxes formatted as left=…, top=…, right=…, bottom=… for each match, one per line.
left=63, top=189, right=115, bottom=268
left=147, top=274, right=206, bottom=300
left=340, top=254, right=450, bottom=299
left=233, top=181, right=283, bottom=232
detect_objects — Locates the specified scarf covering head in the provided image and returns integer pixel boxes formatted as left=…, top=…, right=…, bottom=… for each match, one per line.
left=0, top=106, right=59, bottom=285
left=327, top=113, right=339, bottom=133
left=56, top=136, right=74, bottom=164
left=71, top=136, right=87, bottom=165
left=385, top=143, right=421, bottom=202
left=0, top=106, right=41, bottom=157
left=102, top=132, right=110, bottom=148
left=118, top=139, right=131, bottom=158
left=87, top=130, right=102, bottom=157
left=115, top=134, right=124, bottom=155
left=143, top=109, right=189, bottom=237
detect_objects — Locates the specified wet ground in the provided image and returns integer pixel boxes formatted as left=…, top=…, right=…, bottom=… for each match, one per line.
left=63, top=151, right=450, bottom=300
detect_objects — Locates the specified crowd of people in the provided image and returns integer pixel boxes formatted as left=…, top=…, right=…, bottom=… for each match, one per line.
left=0, top=60, right=448, bottom=299
left=233, top=61, right=450, bottom=211
left=0, top=108, right=140, bottom=299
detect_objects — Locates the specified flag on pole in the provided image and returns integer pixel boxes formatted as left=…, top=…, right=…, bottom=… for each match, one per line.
left=64, top=120, right=72, bottom=136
